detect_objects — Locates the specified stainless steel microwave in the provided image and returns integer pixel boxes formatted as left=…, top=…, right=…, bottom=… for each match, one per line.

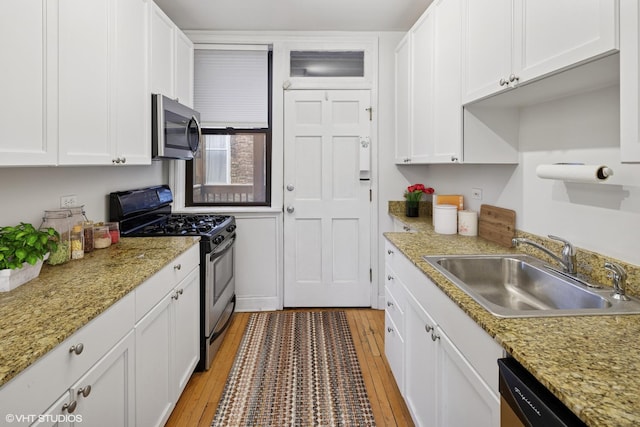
left=151, top=94, right=201, bottom=160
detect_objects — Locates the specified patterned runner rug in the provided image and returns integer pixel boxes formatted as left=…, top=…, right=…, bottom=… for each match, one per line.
left=212, top=311, right=376, bottom=426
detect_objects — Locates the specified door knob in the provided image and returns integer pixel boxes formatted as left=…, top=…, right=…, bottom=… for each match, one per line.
left=286, top=184, right=295, bottom=191
left=286, top=206, right=295, bottom=213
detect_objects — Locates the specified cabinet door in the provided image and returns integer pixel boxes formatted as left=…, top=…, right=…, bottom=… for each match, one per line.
left=150, top=2, right=175, bottom=97
left=409, top=8, right=435, bottom=164
left=394, top=34, right=411, bottom=164
left=432, top=0, right=462, bottom=163
left=175, top=29, right=194, bottom=108
left=173, top=268, right=200, bottom=396
left=58, top=0, right=113, bottom=165
left=513, top=0, right=618, bottom=83
left=462, top=0, right=513, bottom=104
left=72, top=331, right=135, bottom=426
left=0, top=0, right=57, bottom=166
left=437, top=329, right=499, bottom=427
left=135, top=294, right=173, bottom=427
left=385, top=311, right=405, bottom=394
left=404, top=296, right=438, bottom=426
left=114, top=0, right=151, bottom=165
left=620, top=0, right=640, bottom=162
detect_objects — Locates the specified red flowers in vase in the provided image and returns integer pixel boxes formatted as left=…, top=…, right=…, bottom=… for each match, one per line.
left=404, top=184, right=435, bottom=202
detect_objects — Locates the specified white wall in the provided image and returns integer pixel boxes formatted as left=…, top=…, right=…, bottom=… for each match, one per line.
left=0, top=164, right=167, bottom=227
left=396, top=84, right=640, bottom=266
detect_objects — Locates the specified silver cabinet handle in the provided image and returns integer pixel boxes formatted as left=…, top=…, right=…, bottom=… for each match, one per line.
left=387, top=301, right=393, bottom=307
left=387, top=275, right=394, bottom=281
left=286, top=206, right=295, bottom=213
left=387, top=327, right=393, bottom=333
left=451, top=156, right=458, bottom=163
left=431, top=332, right=440, bottom=342
left=286, top=184, right=295, bottom=191
left=171, top=291, right=180, bottom=300
left=425, top=324, right=433, bottom=333
left=62, top=401, right=77, bottom=413
left=499, top=77, right=508, bottom=86
left=509, top=74, right=519, bottom=83
left=78, top=385, right=92, bottom=398
left=403, top=226, right=411, bottom=232
left=387, top=249, right=394, bottom=255
left=178, top=289, right=184, bottom=295
left=69, top=343, right=84, bottom=355
left=174, top=264, right=182, bottom=271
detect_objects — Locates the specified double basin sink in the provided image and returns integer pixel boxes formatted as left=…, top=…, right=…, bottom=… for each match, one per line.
left=423, top=254, right=640, bottom=318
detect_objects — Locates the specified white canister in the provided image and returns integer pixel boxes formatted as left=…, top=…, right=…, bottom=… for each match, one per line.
left=433, top=204, right=458, bottom=234
left=458, top=210, right=478, bottom=236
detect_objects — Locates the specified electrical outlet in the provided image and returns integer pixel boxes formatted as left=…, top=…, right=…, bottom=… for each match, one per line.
left=471, top=188, right=483, bottom=200
left=60, top=195, right=78, bottom=208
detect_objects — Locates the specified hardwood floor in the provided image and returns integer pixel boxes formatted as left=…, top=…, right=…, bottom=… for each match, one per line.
left=165, top=308, right=414, bottom=427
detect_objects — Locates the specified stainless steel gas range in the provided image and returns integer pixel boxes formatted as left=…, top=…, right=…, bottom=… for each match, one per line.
left=109, top=185, right=236, bottom=371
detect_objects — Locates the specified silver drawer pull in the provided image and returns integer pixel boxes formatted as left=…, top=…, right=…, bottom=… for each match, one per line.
left=387, top=327, right=393, bottom=333
left=387, top=275, right=394, bottom=281
left=174, top=264, right=182, bottom=271
left=78, top=385, right=92, bottom=398
left=431, top=332, right=440, bottom=342
left=425, top=324, right=433, bottom=333
left=69, top=343, right=84, bottom=355
left=387, top=249, right=394, bottom=255
left=387, top=301, right=393, bottom=307
left=62, top=401, right=77, bottom=413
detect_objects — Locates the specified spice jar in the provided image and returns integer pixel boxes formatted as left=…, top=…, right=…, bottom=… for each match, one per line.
left=83, top=221, right=94, bottom=253
left=40, top=209, right=72, bottom=265
left=105, top=222, right=120, bottom=244
left=70, top=225, right=84, bottom=259
left=93, top=225, right=112, bottom=249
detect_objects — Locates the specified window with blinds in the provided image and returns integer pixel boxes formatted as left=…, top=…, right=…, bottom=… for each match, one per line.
left=186, top=46, right=272, bottom=207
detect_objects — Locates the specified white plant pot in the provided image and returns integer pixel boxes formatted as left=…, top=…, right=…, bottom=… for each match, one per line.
left=0, top=254, right=48, bottom=292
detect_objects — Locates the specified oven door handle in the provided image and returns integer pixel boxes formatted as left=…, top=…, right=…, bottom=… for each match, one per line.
left=209, top=295, right=236, bottom=344
left=209, top=234, right=236, bottom=261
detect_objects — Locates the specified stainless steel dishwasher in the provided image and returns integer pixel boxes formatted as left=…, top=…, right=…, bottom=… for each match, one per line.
left=498, top=358, right=587, bottom=427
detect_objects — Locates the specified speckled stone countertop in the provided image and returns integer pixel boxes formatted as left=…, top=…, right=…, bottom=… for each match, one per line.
left=0, top=236, right=199, bottom=388
left=385, top=212, right=640, bottom=427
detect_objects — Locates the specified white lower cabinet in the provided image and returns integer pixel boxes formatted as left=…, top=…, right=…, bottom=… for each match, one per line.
left=384, top=239, right=502, bottom=427
left=135, top=266, right=200, bottom=427
left=0, top=245, right=201, bottom=427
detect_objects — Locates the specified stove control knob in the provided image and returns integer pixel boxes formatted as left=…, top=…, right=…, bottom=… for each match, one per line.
left=226, top=225, right=236, bottom=233
left=214, top=235, right=225, bottom=245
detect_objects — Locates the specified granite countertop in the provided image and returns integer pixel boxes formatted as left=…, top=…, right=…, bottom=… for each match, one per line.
left=385, top=213, right=640, bottom=427
left=0, top=236, right=200, bottom=388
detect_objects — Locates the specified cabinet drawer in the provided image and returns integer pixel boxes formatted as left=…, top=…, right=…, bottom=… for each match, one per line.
left=0, top=291, right=134, bottom=418
left=135, top=244, right=199, bottom=321
left=384, top=264, right=405, bottom=313
left=384, top=240, right=398, bottom=267
left=385, top=286, right=404, bottom=337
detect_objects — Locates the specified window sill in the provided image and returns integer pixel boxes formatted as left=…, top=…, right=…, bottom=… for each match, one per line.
left=174, top=206, right=282, bottom=215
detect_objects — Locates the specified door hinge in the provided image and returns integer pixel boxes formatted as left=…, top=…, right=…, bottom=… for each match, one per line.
left=365, top=107, right=373, bottom=121
left=369, top=189, right=372, bottom=202
left=369, top=268, right=372, bottom=282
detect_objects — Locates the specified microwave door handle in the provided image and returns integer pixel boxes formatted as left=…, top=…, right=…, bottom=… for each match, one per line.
left=188, top=115, right=202, bottom=153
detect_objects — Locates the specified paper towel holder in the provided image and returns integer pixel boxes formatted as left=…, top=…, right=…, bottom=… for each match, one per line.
left=535, top=163, right=614, bottom=183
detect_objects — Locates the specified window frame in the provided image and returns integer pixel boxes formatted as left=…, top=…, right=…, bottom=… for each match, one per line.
left=185, top=50, right=272, bottom=207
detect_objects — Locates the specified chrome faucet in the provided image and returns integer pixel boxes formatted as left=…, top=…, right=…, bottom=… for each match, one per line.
left=512, top=235, right=577, bottom=275
left=604, top=262, right=630, bottom=301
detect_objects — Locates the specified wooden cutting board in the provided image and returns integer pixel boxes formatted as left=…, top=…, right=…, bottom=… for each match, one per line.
left=478, top=205, right=516, bottom=247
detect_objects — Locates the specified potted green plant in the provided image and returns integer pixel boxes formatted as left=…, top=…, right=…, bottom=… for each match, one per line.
left=0, top=223, right=59, bottom=292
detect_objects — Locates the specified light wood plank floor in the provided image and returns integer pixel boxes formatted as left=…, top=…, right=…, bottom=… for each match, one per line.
left=165, top=308, right=414, bottom=427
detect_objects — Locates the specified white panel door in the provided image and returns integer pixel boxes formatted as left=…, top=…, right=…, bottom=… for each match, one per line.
left=284, top=90, right=371, bottom=307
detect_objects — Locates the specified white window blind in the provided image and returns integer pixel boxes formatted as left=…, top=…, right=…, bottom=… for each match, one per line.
left=194, top=46, right=268, bottom=128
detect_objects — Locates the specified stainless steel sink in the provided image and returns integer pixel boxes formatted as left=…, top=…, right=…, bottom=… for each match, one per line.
left=423, top=254, right=640, bottom=318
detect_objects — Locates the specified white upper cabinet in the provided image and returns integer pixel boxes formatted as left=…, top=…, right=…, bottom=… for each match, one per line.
left=0, top=0, right=58, bottom=166
left=395, top=0, right=463, bottom=165
left=463, top=0, right=619, bottom=104
left=620, top=0, right=640, bottom=163
left=394, top=34, right=411, bottom=164
left=57, top=0, right=150, bottom=166
left=151, top=2, right=194, bottom=107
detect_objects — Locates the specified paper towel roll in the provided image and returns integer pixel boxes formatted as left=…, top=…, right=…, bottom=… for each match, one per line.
left=535, top=164, right=613, bottom=182
left=434, top=204, right=458, bottom=234
left=458, top=210, right=478, bottom=236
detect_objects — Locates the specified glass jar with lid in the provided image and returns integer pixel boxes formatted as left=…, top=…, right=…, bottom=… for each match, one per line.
left=68, top=205, right=88, bottom=228
left=40, top=209, right=72, bottom=265
left=93, top=225, right=112, bottom=249
left=70, top=225, right=84, bottom=259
